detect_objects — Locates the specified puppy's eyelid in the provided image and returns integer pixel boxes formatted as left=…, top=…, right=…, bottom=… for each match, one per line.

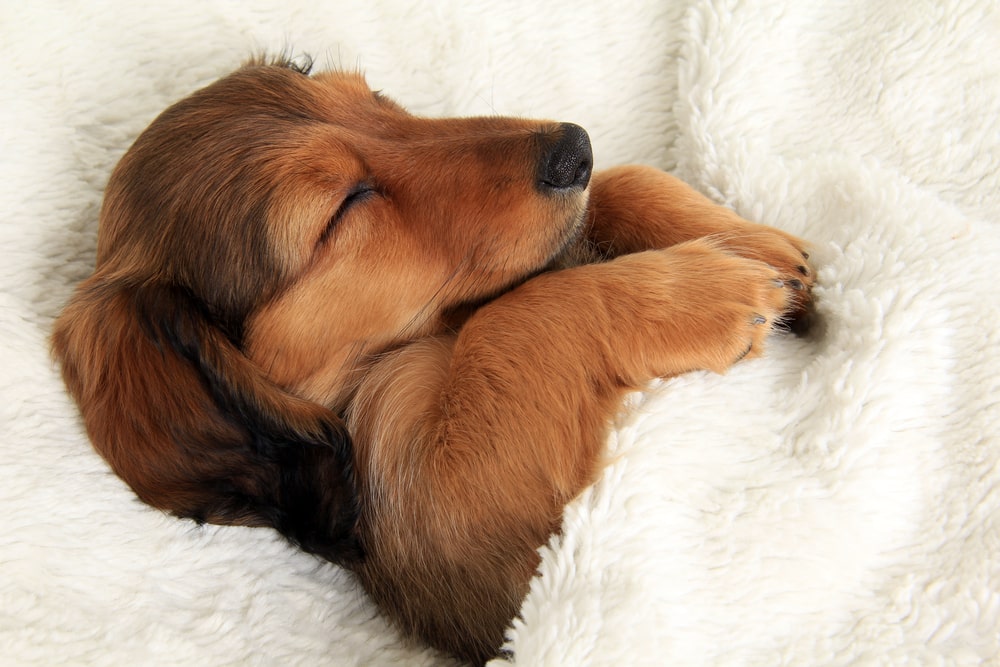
left=319, top=182, right=377, bottom=245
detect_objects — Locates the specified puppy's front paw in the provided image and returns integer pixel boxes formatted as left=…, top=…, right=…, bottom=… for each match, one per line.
left=710, top=226, right=814, bottom=332
left=653, top=240, right=795, bottom=374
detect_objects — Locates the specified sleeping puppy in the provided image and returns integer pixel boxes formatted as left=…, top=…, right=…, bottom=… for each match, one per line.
left=52, top=56, right=813, bottom=664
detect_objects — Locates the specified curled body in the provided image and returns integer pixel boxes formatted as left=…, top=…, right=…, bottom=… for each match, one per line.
left=53, top=58, right=813, bottom=664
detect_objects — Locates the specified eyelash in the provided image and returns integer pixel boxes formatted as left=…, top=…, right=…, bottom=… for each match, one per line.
left=321, top=183, right=376, bottom=242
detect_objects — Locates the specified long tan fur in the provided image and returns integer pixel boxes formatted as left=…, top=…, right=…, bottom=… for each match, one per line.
left=53, top=57, right=813, bottom=664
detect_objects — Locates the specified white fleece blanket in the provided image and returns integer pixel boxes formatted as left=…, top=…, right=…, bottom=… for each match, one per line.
left=3, top=2, right=998, bottom=665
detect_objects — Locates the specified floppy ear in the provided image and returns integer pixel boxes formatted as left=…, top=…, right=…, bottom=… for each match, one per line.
left=52, top=275, right=361, bottom=565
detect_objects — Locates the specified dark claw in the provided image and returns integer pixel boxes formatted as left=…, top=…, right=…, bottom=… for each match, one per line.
left=736, top=343, right=753, bottom=361
left=802, top=251, right=810, bottom=260
left=788, top=279, right=804, bottom=290
left=797, top=265, right=810, bottom=276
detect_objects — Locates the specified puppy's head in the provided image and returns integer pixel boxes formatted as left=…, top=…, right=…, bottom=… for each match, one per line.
left=230, top=62, right=593, bottom=405
left=52, top=57, right=591, bottom=562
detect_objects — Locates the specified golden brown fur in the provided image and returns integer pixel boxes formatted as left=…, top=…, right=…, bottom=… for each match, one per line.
left=53, top=57, right=813, bottom=664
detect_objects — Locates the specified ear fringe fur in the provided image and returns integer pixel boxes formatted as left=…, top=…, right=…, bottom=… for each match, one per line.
left=53, top=276, right=362, bottom=565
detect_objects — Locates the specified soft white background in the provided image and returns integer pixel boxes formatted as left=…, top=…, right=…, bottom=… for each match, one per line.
left=2, top=1, right=998, bottom=665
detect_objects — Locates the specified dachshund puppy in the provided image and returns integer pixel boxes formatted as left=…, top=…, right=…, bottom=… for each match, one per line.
left=53, top=57, right=813, bottom=664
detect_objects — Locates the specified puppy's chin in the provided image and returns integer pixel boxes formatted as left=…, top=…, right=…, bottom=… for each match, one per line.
left=543, top=214, right=603, bottom=271
left=544, top=233, right=600, bottom=271
left=438, top=233, right=598, bottom=333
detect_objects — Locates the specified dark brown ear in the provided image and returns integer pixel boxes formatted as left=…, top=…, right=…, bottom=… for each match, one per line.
left=52, top=275, right=361, bottom=565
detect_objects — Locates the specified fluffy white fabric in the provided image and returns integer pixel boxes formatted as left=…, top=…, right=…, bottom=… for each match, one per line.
left=2, top=1, right=997, bottom=665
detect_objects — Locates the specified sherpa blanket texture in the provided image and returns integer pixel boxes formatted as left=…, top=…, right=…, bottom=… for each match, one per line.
left=2, top=1, right=998, bottom=665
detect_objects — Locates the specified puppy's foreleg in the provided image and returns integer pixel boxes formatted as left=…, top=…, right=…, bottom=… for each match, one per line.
left=587, top=166, right=813, bottom=315
left=347, top=239, right=799, bottom=663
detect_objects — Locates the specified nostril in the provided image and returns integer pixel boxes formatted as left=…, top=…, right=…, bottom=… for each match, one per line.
left=539, top=123, right=593, bottom=191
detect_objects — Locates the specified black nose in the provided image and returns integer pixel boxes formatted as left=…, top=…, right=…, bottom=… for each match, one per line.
left=538, top=123, right=593, bottom=191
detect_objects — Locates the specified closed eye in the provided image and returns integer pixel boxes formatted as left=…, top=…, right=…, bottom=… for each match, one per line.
left=320, top=182, right=377, bottom=243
